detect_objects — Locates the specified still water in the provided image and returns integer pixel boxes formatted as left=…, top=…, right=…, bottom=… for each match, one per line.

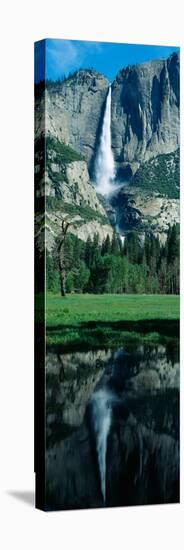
left=46, top=343, right=179, bottom=510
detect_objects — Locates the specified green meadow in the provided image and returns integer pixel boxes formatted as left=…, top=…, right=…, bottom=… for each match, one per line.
left=44, top=293, right=179, bottom=351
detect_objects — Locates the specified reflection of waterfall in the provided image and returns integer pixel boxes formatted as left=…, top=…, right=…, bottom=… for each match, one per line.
left=46, top=343, right=179, bottom=510
left=95, top=86, right=115, bottom=196
left=89, top=389, right=112, bottom=502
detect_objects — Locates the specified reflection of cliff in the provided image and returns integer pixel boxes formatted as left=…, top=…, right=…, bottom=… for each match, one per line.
left=46, top=344, right=179, bottom=510
left=46, top=416, right=179, bottom=510
left=106, top=416, right=179, bottom=507
left=107, top=345, right=179, bottom=439
left=46, top=350, right=111, bottom=445
left=94, top=344, right=179, bottom=397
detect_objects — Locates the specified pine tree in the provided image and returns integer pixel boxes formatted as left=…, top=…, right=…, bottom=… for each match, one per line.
left=85, top=236, right=93, bottom=269
left=74, top=261, right=90, bottom=293
left=101, top=234, right=111, bottom=256
left=91, top=233, right=101, bottom=267
left=111, top=231, right=120, bottom=255
left=124, top=232, right=141, bottom=264
left=65, top=272, right=74, bottom=293
left=167, top=224, right=179, bottom=264
left=64, top=234, right=74, bottom=272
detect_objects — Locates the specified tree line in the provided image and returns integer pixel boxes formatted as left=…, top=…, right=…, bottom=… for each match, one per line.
left=46, top=224, right=179, bottom=295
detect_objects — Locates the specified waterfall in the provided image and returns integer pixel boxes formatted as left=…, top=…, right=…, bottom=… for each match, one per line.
left=95, top=86, right=115, bottom=196
left=89, top=389, right=112, bottom=502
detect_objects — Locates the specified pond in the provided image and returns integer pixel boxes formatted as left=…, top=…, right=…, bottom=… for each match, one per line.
left=46, top=342, right=179, bottom=510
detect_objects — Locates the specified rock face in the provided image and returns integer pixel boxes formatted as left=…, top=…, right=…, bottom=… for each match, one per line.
left=35, top=135, right=113, bottom=248
left=35, top=70, right=109, bottom=166
left=111, top=52, right=179, bottom=174
left=69, top=219, right=114, bottom=244
left=65, top=161, right=105, bottom=214
left=35, top=210, right=113, bottom=253
left=109, top=145, right=179, bottom=239
left=36, top=158, right=106, bottom=215
left=111, top=185, right=180, bottom=242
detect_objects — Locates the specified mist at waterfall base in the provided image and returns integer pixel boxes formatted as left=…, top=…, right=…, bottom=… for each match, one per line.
left=95, top=86, right=116, bottom=196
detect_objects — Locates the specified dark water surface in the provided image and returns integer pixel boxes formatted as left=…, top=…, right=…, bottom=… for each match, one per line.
left=46, top=342, right=179, bottom=510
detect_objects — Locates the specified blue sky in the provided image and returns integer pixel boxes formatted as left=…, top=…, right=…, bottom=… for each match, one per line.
left=35, top=39, right=179, bottom=83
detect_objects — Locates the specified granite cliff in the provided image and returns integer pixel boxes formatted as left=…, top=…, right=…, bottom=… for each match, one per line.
left=35, top=52, right=180, bottom=245
left=111, top=52, right=179, bottom=178
left=35, top=69, right=109, bottom=167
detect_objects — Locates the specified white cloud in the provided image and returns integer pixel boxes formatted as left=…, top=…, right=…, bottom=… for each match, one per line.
left=46, top=39, right=103, bottom=77
left=46, top=40, right=79, bottom=74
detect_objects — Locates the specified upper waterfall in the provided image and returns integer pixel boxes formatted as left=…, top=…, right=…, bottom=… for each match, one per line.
left=95, top=86, right=115, bottom=196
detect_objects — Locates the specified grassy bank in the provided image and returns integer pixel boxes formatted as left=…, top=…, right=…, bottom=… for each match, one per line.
left=44, top=293, right=179, bottom=351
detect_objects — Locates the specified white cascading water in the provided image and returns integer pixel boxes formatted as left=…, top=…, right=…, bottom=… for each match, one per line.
left=95, top=86, right=115, bottom=196
left=90, top=389, right=112, bottom=502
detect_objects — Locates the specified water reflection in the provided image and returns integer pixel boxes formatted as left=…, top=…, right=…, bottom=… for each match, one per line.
left=46, top=349, right=111, bottom=446
left=46, top=342, right=179, bottom=510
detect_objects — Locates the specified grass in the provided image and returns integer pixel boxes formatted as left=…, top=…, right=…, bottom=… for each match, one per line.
left=42, top=294, right=180, bottom=351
